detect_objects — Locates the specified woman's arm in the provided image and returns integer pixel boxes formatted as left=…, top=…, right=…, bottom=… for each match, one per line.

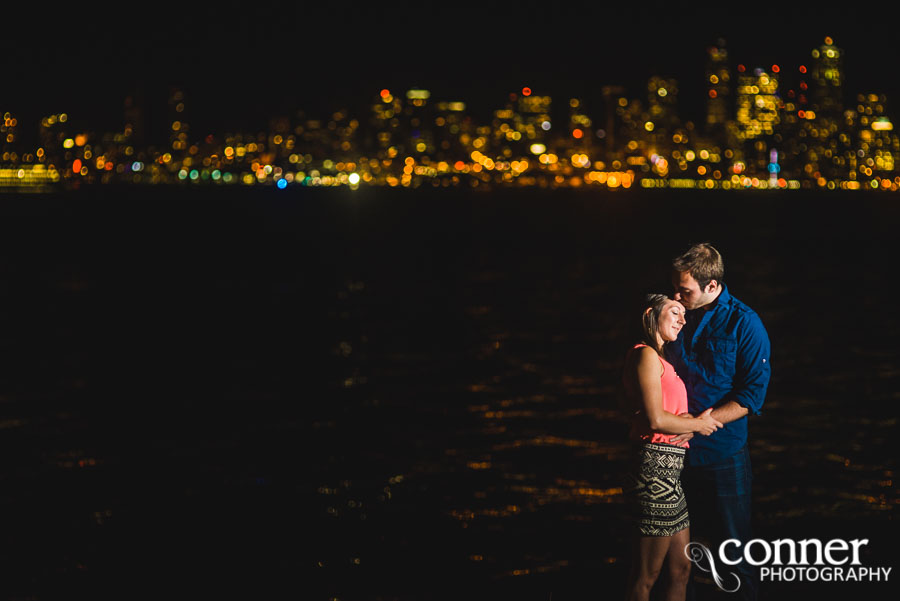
left=631, top=347, right=722, bottom=436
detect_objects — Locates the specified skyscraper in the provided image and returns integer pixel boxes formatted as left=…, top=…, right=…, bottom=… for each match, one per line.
left=704, top=39, right=730, bottom=144
left=810, top=37, right=843, bottom=120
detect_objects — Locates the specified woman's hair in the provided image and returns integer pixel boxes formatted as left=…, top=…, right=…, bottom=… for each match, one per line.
left=641, top=293, right=671, bottom=354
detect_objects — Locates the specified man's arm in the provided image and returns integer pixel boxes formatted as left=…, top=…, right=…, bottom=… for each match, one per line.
left=711, top=400, right=749, bottom=424
left=731, top=311, right=771, bottom=416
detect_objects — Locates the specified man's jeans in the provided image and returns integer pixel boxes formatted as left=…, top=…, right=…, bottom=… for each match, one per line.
left=682, top=445, right=757, bottom=601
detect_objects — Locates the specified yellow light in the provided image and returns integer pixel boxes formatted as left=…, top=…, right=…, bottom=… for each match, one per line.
left=406, top=89, right=431, bottom=100
left=63, top=138, right=75, bottom=149
left=644, top=122, right=655, bottom=132
left=710, top=75, right=719, bottom=84
left=658, top=88, right=667, bottom=97
left=530, top=143, right=546, bottom=155
left=872, top=119, right=893, bottom=131
left=685, top=150, right=695, bottom=161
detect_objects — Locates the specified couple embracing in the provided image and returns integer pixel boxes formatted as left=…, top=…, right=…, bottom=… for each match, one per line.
left=622, top=243, right=771, bottom=601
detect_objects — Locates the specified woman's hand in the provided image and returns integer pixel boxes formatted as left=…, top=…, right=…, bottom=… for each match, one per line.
left=670, top=413, right=695, bottom=442
left=693, top=407, right=724, bottom=436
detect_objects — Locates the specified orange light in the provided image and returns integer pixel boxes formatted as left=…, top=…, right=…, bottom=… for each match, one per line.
left=798, top=110, right=806, bottom=118
left=737, top=64, right=746, bottom=72
left=72, top=159, right=82, bottom=174
left=772, top=64, right=780, bottom=73
left=380, top=89, right=390, bottom=98
left=709, top=90, right=718, bottom=98
left=825, top=36, right=833, bottom=45
left=572, top=128, right=583, bottom=139
left=799, top=65, right=807, bottom=74
left=454, top=160, right=465, bottom=171
left=522, top=87, right=532, bottom=96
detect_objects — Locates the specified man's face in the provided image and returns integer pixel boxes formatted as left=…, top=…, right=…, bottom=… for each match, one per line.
left=672, top=271, right=718, bottom=310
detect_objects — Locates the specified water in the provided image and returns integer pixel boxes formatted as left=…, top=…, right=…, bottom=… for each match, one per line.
left=0, top=187, right=896, bottom=600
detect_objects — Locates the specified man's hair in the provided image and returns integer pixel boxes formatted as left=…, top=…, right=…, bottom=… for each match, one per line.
left=641, top=293, right=671, bottom=354
left=672, top=243, right=724, bottom=290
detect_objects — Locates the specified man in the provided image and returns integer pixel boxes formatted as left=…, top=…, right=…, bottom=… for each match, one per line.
left=664, top=243, right=771, bottom=601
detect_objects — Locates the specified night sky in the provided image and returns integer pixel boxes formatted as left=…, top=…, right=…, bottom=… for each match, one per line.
left=4, top=3, right=897, bottom=142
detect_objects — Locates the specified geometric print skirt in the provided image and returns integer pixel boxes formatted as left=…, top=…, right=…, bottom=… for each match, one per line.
left=623, top=442, right=690, bottom=536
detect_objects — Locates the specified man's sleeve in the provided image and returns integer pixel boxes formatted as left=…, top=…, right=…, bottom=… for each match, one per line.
left=732, top=312, right=771, bottom=415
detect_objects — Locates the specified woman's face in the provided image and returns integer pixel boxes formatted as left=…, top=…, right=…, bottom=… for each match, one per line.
left=658, top=299, right=686, bottom=343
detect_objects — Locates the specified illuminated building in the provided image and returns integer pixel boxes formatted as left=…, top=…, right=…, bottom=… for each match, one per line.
left=704, top=39, right=730, bottom=143
left=601, top=85, right=625, bottom=157
left=733, top=67, right=781, bottom=173
left=2, top=111, right=19, bottom=163
left=612, top=94, right=649, bottom=174
left=433, top=101, right=470, bottom=161
left=810, top=37, right=843, bottom=121
left=735, top=67, right=780, bottom=140
left=168, top=88, right=190, bottom=157
left=516, top=91, right=552, bottom=149
left=370, top=89, right=403, bottom=159
left=404, top=89, right=434, bottom=157
left=486, top=90, right=551, bottom=165
left=853, top=93, right=897, bottom=181
left=489, top=95, right=516, bottom=159
left=567, top=97, right=593, bottom=151
left=804, top=38, right=849, bottom=183
left=646, top=76, right=681, bottom=154
left=38, top=112, right=69, bottom=167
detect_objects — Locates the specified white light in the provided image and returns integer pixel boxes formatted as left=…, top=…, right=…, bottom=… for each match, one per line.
left=348, top=173, right=360, bottom=185
left=541, top=121, right=551, bottom=131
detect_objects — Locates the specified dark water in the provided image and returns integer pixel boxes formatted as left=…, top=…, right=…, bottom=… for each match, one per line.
left=0, top=187, right=897, bottom=600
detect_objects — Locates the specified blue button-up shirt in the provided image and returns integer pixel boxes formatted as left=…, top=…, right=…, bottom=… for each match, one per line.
left=664, top=284, right=771, bottom=466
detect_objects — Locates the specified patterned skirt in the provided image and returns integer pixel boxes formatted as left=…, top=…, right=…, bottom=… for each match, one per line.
left=624, top=442, right=689, bottom=536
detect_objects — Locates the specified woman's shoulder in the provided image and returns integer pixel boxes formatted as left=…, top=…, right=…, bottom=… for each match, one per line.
left=626, top=344, right=663, bottom=370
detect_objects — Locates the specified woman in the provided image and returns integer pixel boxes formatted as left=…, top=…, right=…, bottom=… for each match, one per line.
left=622, top=294, right=722, bottom=601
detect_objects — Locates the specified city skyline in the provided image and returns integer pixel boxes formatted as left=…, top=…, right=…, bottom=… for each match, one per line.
left=4, top=11, right=899, bottom=192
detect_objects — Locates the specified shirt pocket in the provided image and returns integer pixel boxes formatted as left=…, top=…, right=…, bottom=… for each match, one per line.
left=698, top=336, right=737, bottom=386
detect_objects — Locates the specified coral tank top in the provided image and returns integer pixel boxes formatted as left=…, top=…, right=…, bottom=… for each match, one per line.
left=628, top=344, right=690, bottom=448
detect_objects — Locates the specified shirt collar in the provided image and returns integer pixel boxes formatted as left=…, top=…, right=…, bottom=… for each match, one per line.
left=711, top=282, right=730, bottom=309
